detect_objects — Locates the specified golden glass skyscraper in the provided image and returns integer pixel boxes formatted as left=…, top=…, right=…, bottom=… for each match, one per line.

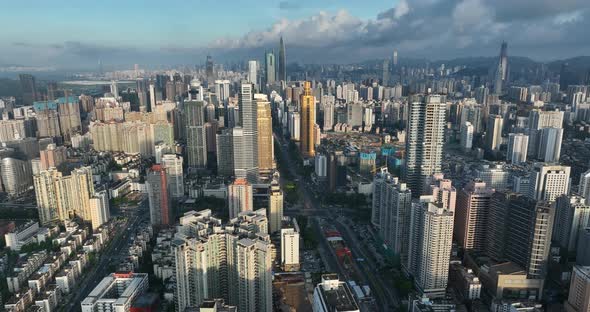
left=256, top=94, right=274, bottom=173
left=300, top=81, right=316, bottom=158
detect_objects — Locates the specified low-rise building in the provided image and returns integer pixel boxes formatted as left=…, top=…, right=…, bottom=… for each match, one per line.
left=312, top=274, right=360, bottom=312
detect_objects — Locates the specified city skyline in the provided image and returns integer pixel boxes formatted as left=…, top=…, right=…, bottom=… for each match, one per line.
left=2, top=0, right=590, bottom=68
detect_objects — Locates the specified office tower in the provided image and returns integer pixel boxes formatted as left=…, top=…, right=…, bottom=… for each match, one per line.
left=161, top=154, right=184, bottom=199
left=323, top=102, right=334, bottom=131
left=165, top=81, right=177, bottom=101
left=228, top=178, right=253, bottom=219
left=408, top=197, right=454, bottom=298
left=577, top=229, right=590, bottom=266
left=265, top=51, right=276, bottom=86
left=174, top=209, right=271, bottom=312
left=553, top=195, right=590, bottom=252
left=460, top=122, right=474, bottom=150
left=110, top=80, right=119, bottom=97
left=455, top=181, right=493, bottom=252
left=215, top=80, right=230, bottom=106
left=474, top=164, right=509, bottom=190
left=382, top=59, right=390, bottom=86
left=507, top=133, right=529, bottom=164
left=237, top=82, right=259, bottom=183
left=485, top=114, right=503, bottom=152
left=403, top=95, right=446, bottom=196
left=312, top=274, right=360, bottom=312
left=529, top=110, right=564, bottom=130
left=19, top=74, right=37, bottom=105
left=0, top=157, right=32, bottom=196
left=278, top=37, right=287, bottom=82
left=300, top=81, right=316, bottom=158
left=146, top=165, right=172, bottom=226
left=529, top=164, right=570, bottom=202
left=268, top=175, right=283, bottom=234
left=281, top=227, right=300, bottom=271
left=206, top=55, right=215, bottom=83
left=565, top=266, right=590, bottom=312
left=216, top=129, right=234, bottom=177
left=427, top=174, right=457, bottom=212
left=185, top=100, right=208, bottom=170
left=537, top=127, right=563, bottom=162
left=393, top=49, right=398, bottom=66
left=89, top=190, right=110, bottom=230
left=256, top=94, right=274, bottom=173
left=493, top=42, right=508, bottom=95
left=506, top=201, right=555, bottom=279
left=248, top=60, right=258, bottom=86
left=81, top=272, right=148, bottom=312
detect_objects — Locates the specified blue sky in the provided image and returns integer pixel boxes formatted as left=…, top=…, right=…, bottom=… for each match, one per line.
left=0, top=0, right=392, bottom=48
left=1, top=0, right=589, bottom=68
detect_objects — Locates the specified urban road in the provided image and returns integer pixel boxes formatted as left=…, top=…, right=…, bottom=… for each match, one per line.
left=274, top=133, right=401, bottom=311
left=64, top=198, right=149, bottom=312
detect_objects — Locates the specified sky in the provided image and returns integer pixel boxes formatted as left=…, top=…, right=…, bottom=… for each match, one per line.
left=1, top=0, right=590, bottom=69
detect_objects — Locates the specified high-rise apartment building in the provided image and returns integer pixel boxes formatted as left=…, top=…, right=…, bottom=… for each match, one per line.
left=300, top=81, right=316, bottom=158
left=455, top=181, right=493, bottom=252
left=553, top=195, right=590, bottom=252
left=161, top=154, right=184, bottom=199
left=565, top=266, right=590, bottom=312
left=256, top=94, right=274, bottom=173
left=185, top=100, right=208, bottom=170
left=486, top=114, right=503, bottom=152
left=228, top=178, right=253, bottom=219
left=403, top=95, right=446, bottom=196
left=579, top=169, right=590, bottom=205
left=89, top=190, right=110, bottom=230
left=507, top=133, right=529, bottom=164
left=33, top=166, right=95, bottom=225
left=146, top=165, right=172, bottom=226
left=408, top=197, right=454, bottom=298
left=460, top=122, right=474, bottom=150
left=174, top=209, right=272, bottom=312
left=268, top=174, right=283, bottom=234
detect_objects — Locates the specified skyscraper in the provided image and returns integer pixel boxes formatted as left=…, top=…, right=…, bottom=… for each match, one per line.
left=256, top=94, right=274, bottom=173
left=278, top=37, right=287, bottom=82
left=146, top=164, right=172, bottom=226
left=393, top=49, right=398, bottom=66
left=228, top=178, right=253, bottom=219
left=237, top=82, right=259, bottom=183
left=89, top=190, right=110, bottom=230
left=493, top=42, right=508, bottom=95
left=382, top=59, right=390, bottom=86
left=403, top=95, right=446, bottom=196
left=248, top=60, right=258, bottom=86
left=216, top=128, right=234, bottom=177
left=185, top=100, right=208, bottom=170
left=265, top=51, right=276, bottom=86
left=553, top=195, right=590, bottom=252
left=408, top=197, right=454, bottom=298
left=206, top=55, right=215, bottom=83
left=300, top=81, right=316, bottom=158
left=460, top=122, right=474, bottom=150
left=281, top=227, right=300, bottom=271
left=19, top=74, right=37, bottom=105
